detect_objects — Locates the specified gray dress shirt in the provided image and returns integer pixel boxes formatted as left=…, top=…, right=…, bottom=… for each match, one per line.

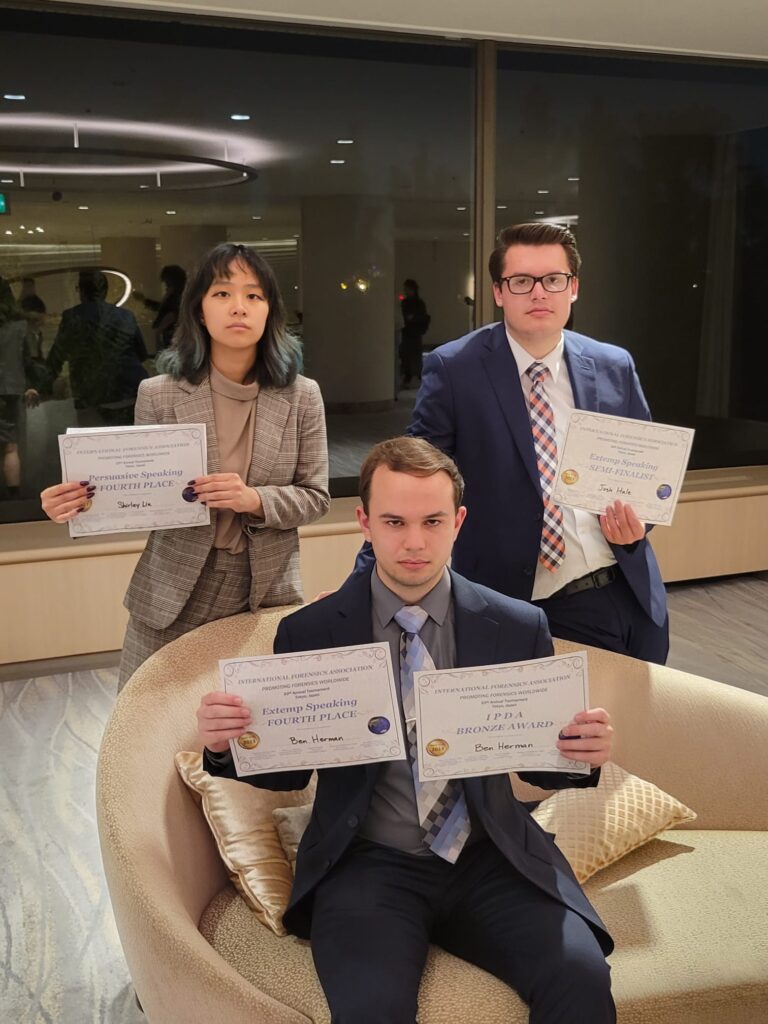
left=359, top=569, right=484, bottom=855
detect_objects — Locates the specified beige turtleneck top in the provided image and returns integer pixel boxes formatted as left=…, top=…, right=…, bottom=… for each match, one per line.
left=209, top=365, right=260, bottom=554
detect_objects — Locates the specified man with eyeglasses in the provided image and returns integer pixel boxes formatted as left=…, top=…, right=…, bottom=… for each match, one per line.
left=399, top=222, right=668, bottom=663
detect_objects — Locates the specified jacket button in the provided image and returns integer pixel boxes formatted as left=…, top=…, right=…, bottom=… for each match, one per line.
left=347, top=815, right=359, bottom=829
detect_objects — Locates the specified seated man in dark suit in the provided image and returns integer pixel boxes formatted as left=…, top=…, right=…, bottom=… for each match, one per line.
left=198, top=436, right=616, bottom=1024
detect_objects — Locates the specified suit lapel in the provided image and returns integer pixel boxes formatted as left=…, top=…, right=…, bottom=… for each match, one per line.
left=247, top=387, right=291, bottom=486
left=451, top=571, right=499, bottom=669
left=480, top=323, right=541, bottom=494
left=563, top=332, right=598, bottom=412
left=173, top=376, right=221, bottom=474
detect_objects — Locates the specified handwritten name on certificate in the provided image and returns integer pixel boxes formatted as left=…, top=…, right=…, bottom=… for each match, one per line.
left=552, top=411, right=694, bottom=525
left=414, top=652, right=590, bottom=781
left=59, top=424, right=210, bottom=537
left=220, top=644, right=407, bottom=777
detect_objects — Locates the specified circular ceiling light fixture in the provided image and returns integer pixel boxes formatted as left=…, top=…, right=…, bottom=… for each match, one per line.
left=0, top=113, right=284, bottom=192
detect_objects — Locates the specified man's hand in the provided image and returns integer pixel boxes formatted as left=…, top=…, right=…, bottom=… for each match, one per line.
left=190, top=473, right=263, bottom=516
left=556, top=707, right=613, bottom=767
left=599, top=500, right=645, bottom=545
left=197, top=691, right=252, bottom=753
left=24, top=388, right=40, bottom=408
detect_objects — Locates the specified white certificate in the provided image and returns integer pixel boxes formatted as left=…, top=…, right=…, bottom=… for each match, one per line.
left=414, top=651, right=590, bottom=780
left=220, top=643, right=407, bottom=777
left=552, top=411, right=694, bottom=525
left=58, top=424, right=210, bottom=537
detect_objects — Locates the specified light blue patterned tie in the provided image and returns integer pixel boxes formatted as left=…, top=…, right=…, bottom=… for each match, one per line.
left=394, top=605, right=471, bottom=863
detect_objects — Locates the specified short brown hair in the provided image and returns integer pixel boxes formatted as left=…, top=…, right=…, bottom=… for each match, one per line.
left=488, top=222, right=582, bottom=282
left=359, top=437, right=464, bottom=513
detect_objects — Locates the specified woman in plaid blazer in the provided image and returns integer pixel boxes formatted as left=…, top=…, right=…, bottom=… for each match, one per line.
left=42, top=243, right=330, bottom=685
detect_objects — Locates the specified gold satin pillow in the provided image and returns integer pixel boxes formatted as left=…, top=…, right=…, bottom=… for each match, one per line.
left=531, top=761, right=697, bottom=882
left=175, top=751, right=315, bottom=936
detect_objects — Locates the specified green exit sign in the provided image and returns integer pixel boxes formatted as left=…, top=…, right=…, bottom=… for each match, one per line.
left=0, top=192, right=9, bottom=215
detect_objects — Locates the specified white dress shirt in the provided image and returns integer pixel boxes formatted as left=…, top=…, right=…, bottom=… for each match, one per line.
left=506, top=330, right=616, bottom=600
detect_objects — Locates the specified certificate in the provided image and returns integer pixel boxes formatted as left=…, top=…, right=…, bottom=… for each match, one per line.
left=414, top=651, right=590, bottom=780
left=59, top=424, right=210, bottom=537
left=220, top=643, right=407, bottom=777
left=552, top=411, right=694, bottom=525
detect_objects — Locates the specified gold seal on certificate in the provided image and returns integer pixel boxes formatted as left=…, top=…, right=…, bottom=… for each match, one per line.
left=552, top=411, right=695, bottom=525
left=220, top=644, right=407, bottom=777
left=58, top=423, right=210, bottom=537
left=414, top=652, right=591, bottom=781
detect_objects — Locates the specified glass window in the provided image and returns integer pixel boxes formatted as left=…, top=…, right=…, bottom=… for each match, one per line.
left=0, top=7, right=474, bottom=522
left=496, top=48, right=768, bottom=469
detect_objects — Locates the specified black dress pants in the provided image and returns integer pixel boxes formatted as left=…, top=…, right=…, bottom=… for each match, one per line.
left=310, top=837, right=615, bottom=1024
left=535, top=572, right=669, bottom=665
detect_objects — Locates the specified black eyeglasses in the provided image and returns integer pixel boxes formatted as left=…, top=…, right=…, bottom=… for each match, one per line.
left=499, top=273, right=574, bottom=295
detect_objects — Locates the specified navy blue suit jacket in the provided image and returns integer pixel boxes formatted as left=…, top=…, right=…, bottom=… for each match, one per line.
left=406, top=323, right=667, bottom=627
left=206, top=568, right=613, bottom=955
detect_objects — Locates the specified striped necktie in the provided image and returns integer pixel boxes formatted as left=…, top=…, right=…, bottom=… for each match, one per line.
left=527, top=361, right=565, bottom=571
left=394, top=605, right=471, bottom=863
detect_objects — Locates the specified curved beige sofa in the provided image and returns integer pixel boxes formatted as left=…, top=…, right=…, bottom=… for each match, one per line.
left=97, top=607, right=768, bottom=1023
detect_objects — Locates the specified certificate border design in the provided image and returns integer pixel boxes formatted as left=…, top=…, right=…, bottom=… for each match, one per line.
left=552, top=411, right=694, bottom=525
left=60, top=425, right=210, bottom=536
left=415, top=653, right=589, bottom=780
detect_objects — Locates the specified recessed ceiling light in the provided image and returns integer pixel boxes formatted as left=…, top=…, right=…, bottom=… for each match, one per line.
left=230, top=114, right=250, bottom=121
left=4, top=230, right=11, bottom=235
left=336, top=139, right=354, bottom=144
left=27, top=229, right=34, bottom=234
left=166, top=210, right=177, bottom=215
left=537, top=189, right=550, bottom=195
left=534, top=210, right=545, bottom=215
left=567, top=177, right=580, bottom=182
left=496, top=204, right=507, bottom=210
left=19, top=224, right=25, bottom=229
left=251, top=215, right=261, bottom=220
left=462, top=232, right=470, bottom=237
left=456, top=206, right=467, bottom=211
left=0, top=178, right=12, bottom=184
left=78, top=206, right=89, bottom=211
left=3, top=94, right=26, bottom=101
left=139, top=184, right=150, bottom=189
left=330, top=159, right=345, bottom=165
left=35, top=226, right=44, bottom=233
left=293, top=234, right=299, bottom=238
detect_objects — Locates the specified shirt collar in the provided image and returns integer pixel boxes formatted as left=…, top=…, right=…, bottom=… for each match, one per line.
left=370, top=567, right=452, bottom=629
left=505, top=328, right=565, bottom=385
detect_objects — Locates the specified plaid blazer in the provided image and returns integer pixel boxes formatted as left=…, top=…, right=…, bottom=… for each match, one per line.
left=124, top=372, right=330, bottom=629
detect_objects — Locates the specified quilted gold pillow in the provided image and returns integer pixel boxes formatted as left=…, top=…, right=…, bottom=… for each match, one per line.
left=531, top=761, right=697, bottom=882
left=175, top=751, right=315, bottom=936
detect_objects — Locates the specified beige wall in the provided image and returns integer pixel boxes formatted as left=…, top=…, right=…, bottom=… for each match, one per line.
left=47, top=0, right=768, bottom=61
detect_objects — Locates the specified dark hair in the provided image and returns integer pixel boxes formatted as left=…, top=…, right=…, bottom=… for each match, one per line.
left=359, top=436, right=464, bottom=513
left=488, top=223, right=582, bottom=282
left=403, top=278, right=419, bottom=292
left=78, top=269, right=109, bottom=301
left=160, top=264, right=187, bottom=292
left=159, top=243, right=301, bottom=388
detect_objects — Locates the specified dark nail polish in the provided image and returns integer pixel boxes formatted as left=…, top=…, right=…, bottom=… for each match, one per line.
left=79, top=480, right=90, bottom=486
left=86, top=487, right=96, bottom=494
left=187, top=480, right=196, bottom=485
left=77, top=506, right=85, bottom=513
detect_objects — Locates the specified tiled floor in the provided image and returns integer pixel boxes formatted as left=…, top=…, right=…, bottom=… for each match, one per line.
left=1, top=570, right=766, bottom=1023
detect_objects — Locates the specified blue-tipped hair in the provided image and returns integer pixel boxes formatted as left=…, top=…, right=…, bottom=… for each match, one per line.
left=158, top=242, right=301, bottom=388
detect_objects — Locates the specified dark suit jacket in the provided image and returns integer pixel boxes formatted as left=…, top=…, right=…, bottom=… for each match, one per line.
left=406, top=323, right=667, bottom=627
left=205, top=568, right=613, bottom=955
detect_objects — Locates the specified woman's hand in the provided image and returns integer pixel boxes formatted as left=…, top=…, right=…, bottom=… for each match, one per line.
left=190, top=473, right=263, bottom=516
left=40, top=480, right=96, bottom=523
